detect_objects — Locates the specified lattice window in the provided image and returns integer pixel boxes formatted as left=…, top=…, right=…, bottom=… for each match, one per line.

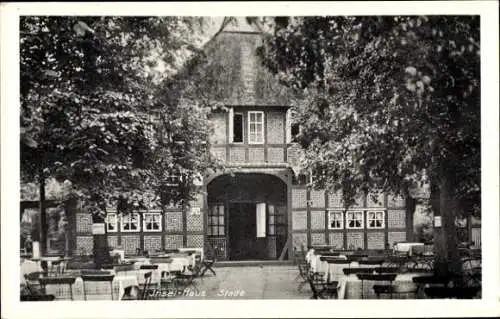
left=248, top=111, right=264, bottom=144
left=208, top=204, right=225, bottom=237
left=367, top=211, right=385, bottom=229
left=346, top=211, right=364, bottom=229
left=143, top=212, right=162, bottom=232
left=121, top=213, right=140, bottom=232
left=328, top=211, right=344, bottom=229
left=105, top=213, right=118, bottom=233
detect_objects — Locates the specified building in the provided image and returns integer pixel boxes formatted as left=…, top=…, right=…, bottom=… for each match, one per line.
left=24, top=18, right=416, bottom=260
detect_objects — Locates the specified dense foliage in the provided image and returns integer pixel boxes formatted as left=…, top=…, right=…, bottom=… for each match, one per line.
left=258, top=16, right=480, bottom=274
left=258, top=16, right=479, bottom=214
left=20, top=17, right=218, bottom=213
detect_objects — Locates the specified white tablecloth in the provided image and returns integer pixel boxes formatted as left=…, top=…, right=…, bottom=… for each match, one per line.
left=20, top=259, right=43, bottom=282
left=110, top=249, right=125, bottom=261
left=394, top=243, right=425, bottom=256
left=309, top=254, right=348, bottom=275
left=118, top=258, right=189, bottom=285
left=41, top=275, right=138, bottom=300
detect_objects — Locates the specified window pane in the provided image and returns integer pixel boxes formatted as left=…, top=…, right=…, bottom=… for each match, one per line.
left=207, top=227, right=212, bottom=236
left=218, top=215, right=224, bottom=225
left=218, top=205, right=224, bottom=215
left=269, top=225, right=275, bottom=235
left=211, top=216, right=218, bottom=225
left=218, top=226, right=224, bottom=236
left=268, top=205, right=275, bottom=215
left=269, top=215, right=275, bottom=225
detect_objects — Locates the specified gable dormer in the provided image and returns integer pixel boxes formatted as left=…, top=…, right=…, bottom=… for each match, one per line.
left=185, top=17, right=300, bottom=167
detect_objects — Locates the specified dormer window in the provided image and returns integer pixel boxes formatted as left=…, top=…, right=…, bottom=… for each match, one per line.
left=248, top=111, right=264, bottom=144
left=286, top=109, right=301, bottom=143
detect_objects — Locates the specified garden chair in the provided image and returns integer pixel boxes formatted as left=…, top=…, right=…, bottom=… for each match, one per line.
left=81, top=273, right=115, bottom=300
left=200, top=246, right=217, bottom=277
left=308, top=272, right=339, bottom=299
left=121, top=285, right=140, bottom=300
left=139, top=271, right=157, bottom=300
left=24, top=271, right=45, bottom=295
left=174, top=262, right=203, bottom=293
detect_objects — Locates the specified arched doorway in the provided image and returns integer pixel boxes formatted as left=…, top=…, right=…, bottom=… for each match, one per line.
left=207, top=173, right=288, bottom=261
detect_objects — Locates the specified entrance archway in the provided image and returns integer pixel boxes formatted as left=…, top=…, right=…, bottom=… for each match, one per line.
left=207, top=173, right=288, bottom=261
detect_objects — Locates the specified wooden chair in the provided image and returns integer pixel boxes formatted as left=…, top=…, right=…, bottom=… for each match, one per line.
left=38, top=276, right=76, bottom=300
left=174, top=262, right=202, bottom=293
left=81, top=274, right=115, bottom=300
left=140, top=271, right=155, bottom=300
left=307, top=272, right=339, bottom=299
left=294, top=247, right=310, bottom=291
left=200, top=246, right=217, bottom=277
left=121, top=285, right=140, bottom=300
left=24, top=271, right=45, bottom=295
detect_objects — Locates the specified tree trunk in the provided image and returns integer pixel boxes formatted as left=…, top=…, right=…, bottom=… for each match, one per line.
left=92, top=213, right=110, bottom=269
left=39, top=172, right=47, bottom=256
left=433, top=174, right=461, bottom=282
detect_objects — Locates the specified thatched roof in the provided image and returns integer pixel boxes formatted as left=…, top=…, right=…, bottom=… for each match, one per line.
left=173, top=17, right=295, bottom=107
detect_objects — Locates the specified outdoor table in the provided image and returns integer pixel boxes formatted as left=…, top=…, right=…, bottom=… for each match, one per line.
left=340, top=272, right=422, bottom=299
left=394, top=242, right=425, bottom=256
left=323, top=259, right=351, bottom=283
left=117, top=258, right=188, bottom=286
left=110, top=249, right=125, bottom=261
left=356, top=273, right=397, bottom=299
left=38, top=276, right=77, bottom=300
left=310, top=253, right=347, bottom=274
left=40, top=274, right=137, bottom=300
left=178, top=247, right=204, bottom=261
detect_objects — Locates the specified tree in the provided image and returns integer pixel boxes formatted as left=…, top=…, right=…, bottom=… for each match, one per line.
left=258, top=16, right=480, bottom=279
left=20, top=17, right=218, bottom=264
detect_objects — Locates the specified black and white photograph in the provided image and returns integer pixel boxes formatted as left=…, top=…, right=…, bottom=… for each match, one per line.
left=1, top=1, right=499, bottom=318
